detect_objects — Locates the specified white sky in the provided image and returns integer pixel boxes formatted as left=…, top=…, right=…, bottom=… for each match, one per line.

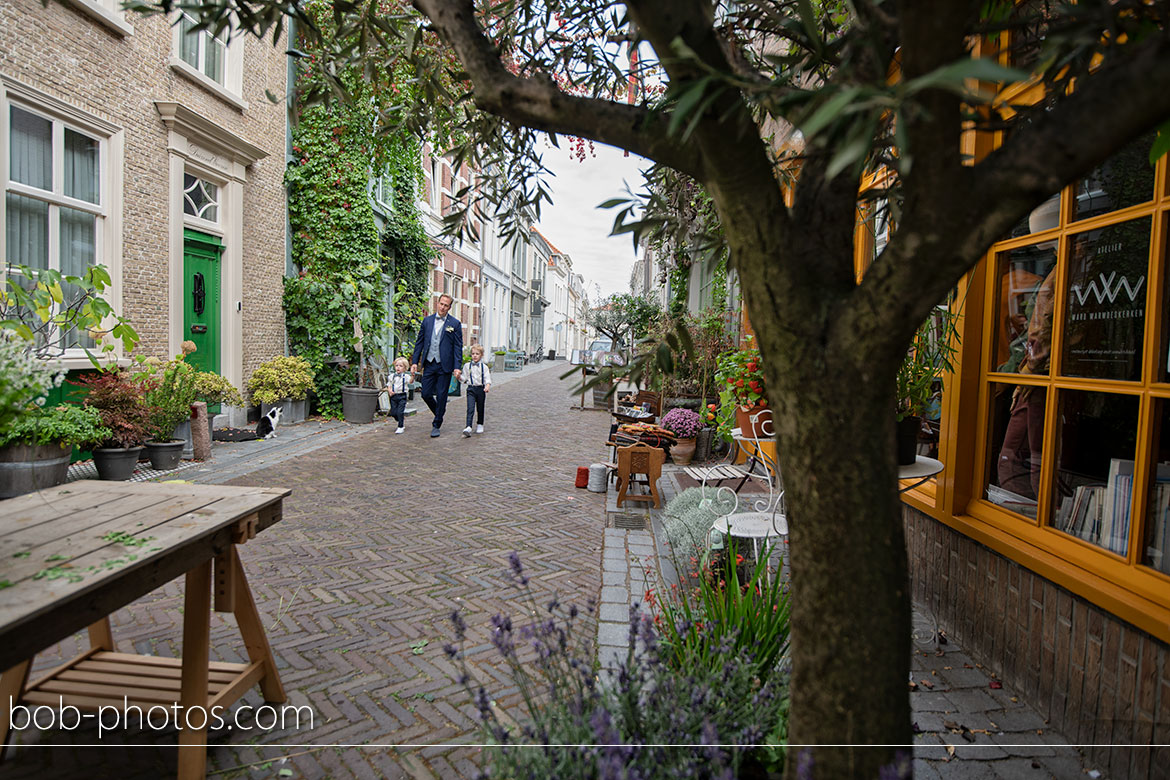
left=534, top=141, right=651, bottom=299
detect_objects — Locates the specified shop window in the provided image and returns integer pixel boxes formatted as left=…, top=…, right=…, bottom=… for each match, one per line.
left=1061, top=218, right=1149, bottom=382
left=1050, top=390, right=1139, bottom=556
left=1142, top=399, right=1170, bottom=575
left=992, top=242, right=1057, bottom=375
left=1071, top=131, right=1157, bottom=223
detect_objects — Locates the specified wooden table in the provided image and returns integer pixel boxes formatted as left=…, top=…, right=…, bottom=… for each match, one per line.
left=0, top=480, right=290, bottom=778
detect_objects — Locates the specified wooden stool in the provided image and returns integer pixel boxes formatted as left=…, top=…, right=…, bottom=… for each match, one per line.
left=616, top=443, right=665, bottom=508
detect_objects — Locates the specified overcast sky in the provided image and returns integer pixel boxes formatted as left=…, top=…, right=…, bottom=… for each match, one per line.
left=534, top=141, right=652, bottom=299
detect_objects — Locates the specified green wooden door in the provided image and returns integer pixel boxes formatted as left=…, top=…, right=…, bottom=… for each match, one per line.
left=183, top=229, right=222, bottom=377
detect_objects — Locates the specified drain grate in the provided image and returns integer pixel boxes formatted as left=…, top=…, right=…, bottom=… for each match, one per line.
left=611, top=513, right=646, bottom=530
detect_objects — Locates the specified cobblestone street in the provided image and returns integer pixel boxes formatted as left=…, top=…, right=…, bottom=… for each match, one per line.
left=5, top=362, right=611, bottom=779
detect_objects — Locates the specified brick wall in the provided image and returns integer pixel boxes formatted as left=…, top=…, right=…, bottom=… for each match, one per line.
left=1, top=0, right=286, bottom=383
left=904, top=506, right=1170, bottom=778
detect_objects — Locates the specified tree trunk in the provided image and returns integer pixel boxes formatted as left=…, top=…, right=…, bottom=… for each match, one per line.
left=774, top=357, right=912, bottom=778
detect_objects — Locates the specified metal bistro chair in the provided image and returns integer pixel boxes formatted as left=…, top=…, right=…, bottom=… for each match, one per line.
left=699, top=414, right=786, bottom=577
left=684, top=408, right=777, bottom=492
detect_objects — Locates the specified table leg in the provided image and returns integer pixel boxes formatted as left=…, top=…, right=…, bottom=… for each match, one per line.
left=0, top=660, right=31, bottom=762
left=228, top=548, right=286, bottom=703
left=178, top=560, right=211, bottom=780
left=87, top=617, right=115, bottom=651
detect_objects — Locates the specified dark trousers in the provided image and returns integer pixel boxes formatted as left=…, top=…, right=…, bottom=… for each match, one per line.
left=466, top=386, right=486, bottom=427
left=389, top=393, right=407, bottom=427
left=420, top=363, right=451, bottom=427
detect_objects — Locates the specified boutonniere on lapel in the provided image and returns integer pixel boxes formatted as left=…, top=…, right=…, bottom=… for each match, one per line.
left=445, top=326, right=455, bottom=333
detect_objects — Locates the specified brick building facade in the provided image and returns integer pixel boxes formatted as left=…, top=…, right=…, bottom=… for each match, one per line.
left=1, top=0, right=287, bottom=424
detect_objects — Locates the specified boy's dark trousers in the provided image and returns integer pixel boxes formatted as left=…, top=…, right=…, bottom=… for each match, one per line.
left=466, top=386, right=486, bottom=428
left=389, top=392, right=407, bottom=427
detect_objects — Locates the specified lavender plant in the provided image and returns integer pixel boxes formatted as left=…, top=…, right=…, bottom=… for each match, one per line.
left=446, top=553, right=789, bottom=779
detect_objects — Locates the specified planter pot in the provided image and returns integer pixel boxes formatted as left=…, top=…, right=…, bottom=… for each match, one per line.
left=671, top=437, right=697, bottom=466
left=493, top=355, right=506, bottom=372
left=145, top=439, right=184, bottom=471
left=896, top=415, right=922, bottom=467
left=92, top=446, right=144, bottom=481
left=0, top=442, right=72, bottom=499
left=592, top=381, right=613, bottom=409
left=735, top=403, right=772, bottom=439
left=695, top=427, right=715, bottom=463
left=261, top=398, right=307, bottom=425
left=172, top=419, right=193, bottom=459
left=341, top=386, right=379, bottom=424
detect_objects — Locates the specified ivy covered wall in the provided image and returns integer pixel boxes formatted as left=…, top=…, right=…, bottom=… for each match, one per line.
left=284, top=1, right=433, bottom=416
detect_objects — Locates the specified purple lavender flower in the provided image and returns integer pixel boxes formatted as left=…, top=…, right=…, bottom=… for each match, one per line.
left=508, top=551, right=529, bottom=585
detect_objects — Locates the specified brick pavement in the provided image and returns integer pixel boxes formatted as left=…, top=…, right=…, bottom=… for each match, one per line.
left=4, top=361, right=612, bottom=779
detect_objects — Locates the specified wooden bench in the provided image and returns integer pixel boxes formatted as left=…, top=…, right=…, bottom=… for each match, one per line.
left=503, top=353, right=523, bottom=371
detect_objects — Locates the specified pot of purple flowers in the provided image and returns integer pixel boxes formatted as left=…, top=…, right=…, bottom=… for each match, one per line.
left=661, top=407, right=704, bottom=466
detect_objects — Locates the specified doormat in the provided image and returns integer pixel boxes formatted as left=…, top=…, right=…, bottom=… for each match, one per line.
left=213, top=428, right=259, bottom=442
left=609, top=513, right=646, bottom=530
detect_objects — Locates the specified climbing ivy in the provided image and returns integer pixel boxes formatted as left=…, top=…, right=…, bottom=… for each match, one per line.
left=283, top=0, right=434, bottom=415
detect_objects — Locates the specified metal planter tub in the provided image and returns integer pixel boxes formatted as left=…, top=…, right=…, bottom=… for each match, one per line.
left=0, top=442, right=72, bottom=499
left=341, top=386, right=379, bottom=424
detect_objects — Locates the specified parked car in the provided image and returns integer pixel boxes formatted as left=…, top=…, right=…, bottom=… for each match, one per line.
left=582, top=337, right=625, bottom=374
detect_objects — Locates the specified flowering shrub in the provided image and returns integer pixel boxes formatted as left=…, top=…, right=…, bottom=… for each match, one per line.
left=660, top=407, right=704, bottom=439
left=445, top=553, right=789, bottom=777
left=246, top=356, right=316, bottom=405
left=0, top=329, right=66, bottom=437
left=715, top=338, right=766, bottom=408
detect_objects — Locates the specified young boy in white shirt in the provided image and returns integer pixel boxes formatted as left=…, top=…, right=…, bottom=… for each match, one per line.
left=387, top=357, right=413, bottom=434
left=461, top=345, right=492, bottom=437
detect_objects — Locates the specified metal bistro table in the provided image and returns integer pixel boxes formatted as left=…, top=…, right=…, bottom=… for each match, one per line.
left=0, top=480, right=291, bottom=779
left=898, top=456, right=944, bottom=493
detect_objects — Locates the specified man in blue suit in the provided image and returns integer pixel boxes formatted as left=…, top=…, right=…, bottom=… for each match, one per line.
left=411, top=293, right=463, bottom=437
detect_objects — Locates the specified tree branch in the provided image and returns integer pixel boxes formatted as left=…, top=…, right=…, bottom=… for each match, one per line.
left=411, top=0, right=703, bottom=179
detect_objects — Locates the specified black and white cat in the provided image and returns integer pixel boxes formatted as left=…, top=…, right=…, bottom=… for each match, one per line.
left=255, top=406, right=283, bottom=440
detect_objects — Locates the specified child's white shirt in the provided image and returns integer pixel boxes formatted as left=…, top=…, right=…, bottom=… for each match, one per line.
left=461, top=361, right=492, bottom=386
left=387, top=370, right=413, bottom=394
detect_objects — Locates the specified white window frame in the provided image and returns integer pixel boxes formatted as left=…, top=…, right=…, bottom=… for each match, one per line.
left=182, top=169, right=222, bottom=233
left=60, top=0, right=134, bottom=36
left=170, top=13, right=247, bottom=110
left=0, top=77, right=124, bottom=367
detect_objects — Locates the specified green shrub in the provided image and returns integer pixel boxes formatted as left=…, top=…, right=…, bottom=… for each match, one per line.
left=0, top=403, right=109, bottom=448
left=193, top=371, right=244, bottom=407
left=136, top=357, right=199, bottom=441
left=661, top=487, right=736, bottom=555
left=246, top=356, right=316, bottom=405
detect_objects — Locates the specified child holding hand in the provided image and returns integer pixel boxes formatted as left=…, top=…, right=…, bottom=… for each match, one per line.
left=387, top=357, right=413, bottom=434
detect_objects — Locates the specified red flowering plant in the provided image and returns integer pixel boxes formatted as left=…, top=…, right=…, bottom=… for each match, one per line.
left=716, top=340, right=765, bottom=407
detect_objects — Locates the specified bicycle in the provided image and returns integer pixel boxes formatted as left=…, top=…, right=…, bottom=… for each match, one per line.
left=531, top=345, right=545, bottom=363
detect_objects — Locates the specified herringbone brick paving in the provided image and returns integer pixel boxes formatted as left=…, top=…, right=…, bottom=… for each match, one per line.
left=5, top=364, right=611, bottom=778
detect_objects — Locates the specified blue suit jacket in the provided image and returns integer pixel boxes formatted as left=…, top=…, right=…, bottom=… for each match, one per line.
left=412, top=313, right=463, bottom=374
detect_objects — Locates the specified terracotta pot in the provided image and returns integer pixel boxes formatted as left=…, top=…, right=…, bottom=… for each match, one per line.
left=735, top=404, right=772, bottom=439
left=672, top=437, right=697, bottom=465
